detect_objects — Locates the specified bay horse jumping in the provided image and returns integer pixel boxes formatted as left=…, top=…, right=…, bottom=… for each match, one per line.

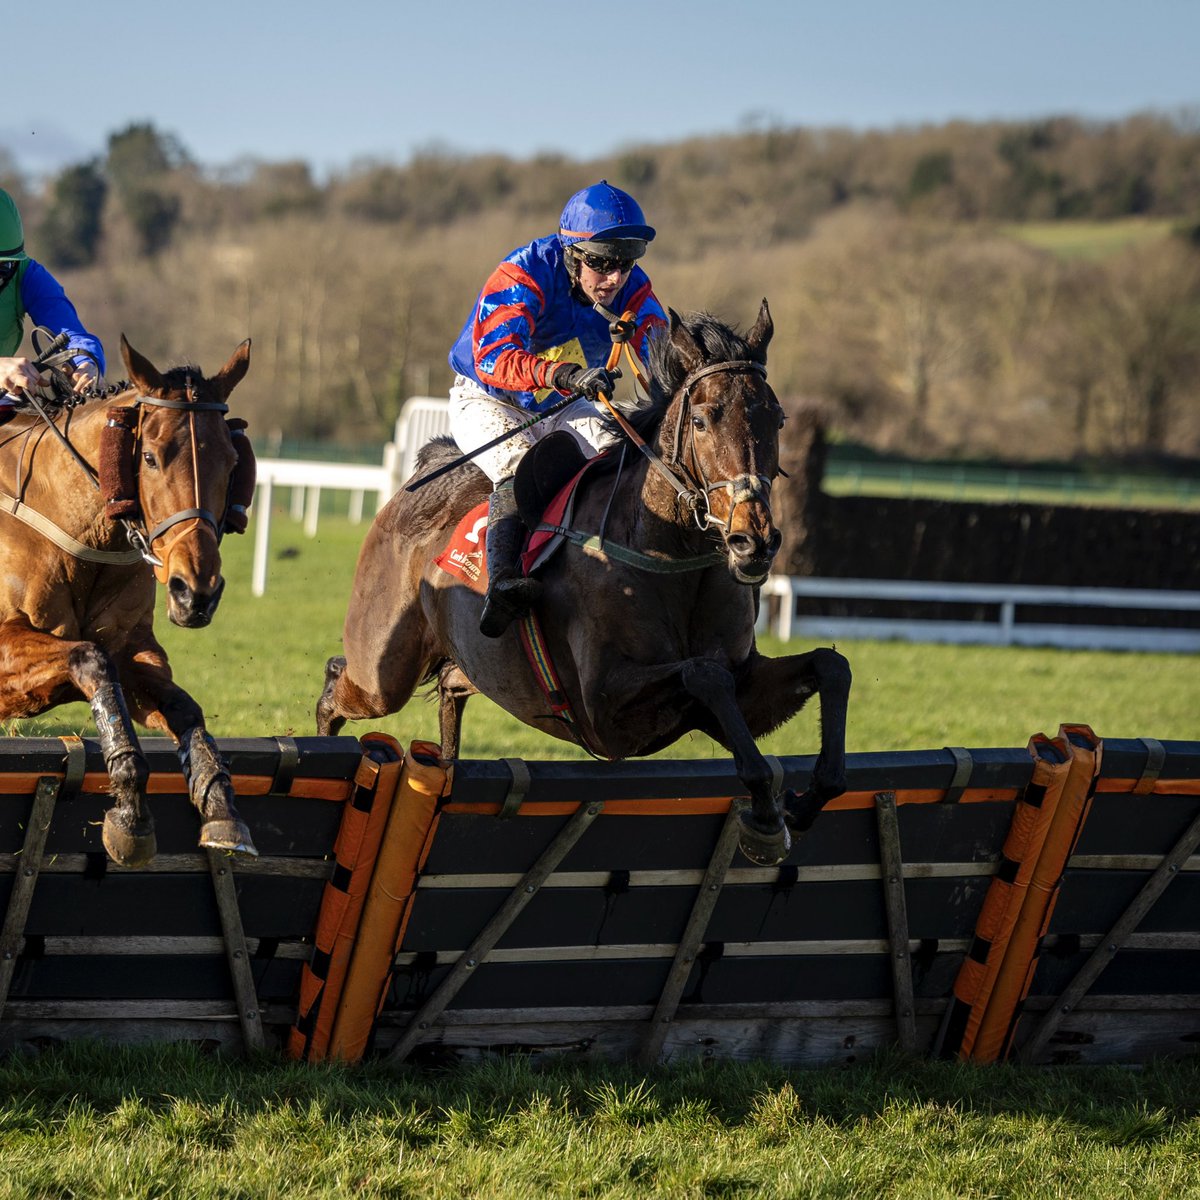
left=317, top=302, right=850, bottom=865
left=0, top=335, right=259, bottom=867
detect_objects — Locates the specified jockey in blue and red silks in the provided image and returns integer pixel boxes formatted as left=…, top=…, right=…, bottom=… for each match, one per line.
left=447, top=180, right=667, bottom=637
left=0, top=188, right=105, bottom=414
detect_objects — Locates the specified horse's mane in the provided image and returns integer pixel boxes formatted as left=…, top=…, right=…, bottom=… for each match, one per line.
left=624, top=310, right=764, bottom=443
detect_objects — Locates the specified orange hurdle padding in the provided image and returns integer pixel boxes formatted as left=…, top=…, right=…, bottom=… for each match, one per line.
left=325, top=740, right=449, bottom=1062
left=979, top=725, right=1102, bottom=1062
left=287, top=733, right=404, bottom=1062
left=943, top=731, right=1072, bottom=1061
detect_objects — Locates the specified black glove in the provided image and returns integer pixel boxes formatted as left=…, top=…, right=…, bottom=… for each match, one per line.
left=608, top=316, right=637, bottom=343
left=554, top=363, right=621, bottom=401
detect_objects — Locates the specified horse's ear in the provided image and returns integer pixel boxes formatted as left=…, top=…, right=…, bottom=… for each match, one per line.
left=747, top=299, right=773, bottom=361
left=120, top=334, right=167, bottom=395
left=213, top=339, right=251, bottom=399
left=668, top=309, right=704, bottom=375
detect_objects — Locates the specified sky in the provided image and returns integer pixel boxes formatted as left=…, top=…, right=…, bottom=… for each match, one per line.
left=4, top=0, right=1198, bottom=179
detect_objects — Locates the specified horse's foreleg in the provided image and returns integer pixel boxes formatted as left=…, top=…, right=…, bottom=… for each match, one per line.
left=677, top=659, right=790, bottom=866
left=588, top=657, right=790, bottom=866
left=314, top=654, right=420, bottom=736
left=68, top=644, right=157, bottom=867
left=122, top=640, right=257, bottom=857
left=0, top=620, right=156, bottom=866
left=436, top=662, right=476, bottom=762
left=735, top=646, right=851, bottom=833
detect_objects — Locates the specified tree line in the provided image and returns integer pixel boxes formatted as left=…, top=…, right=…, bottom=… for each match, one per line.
left=3, top=113, right=1199, bottom=461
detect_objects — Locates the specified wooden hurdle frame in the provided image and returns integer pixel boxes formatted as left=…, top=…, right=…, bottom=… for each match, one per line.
left=1, top=731, right=1197, bottom=1066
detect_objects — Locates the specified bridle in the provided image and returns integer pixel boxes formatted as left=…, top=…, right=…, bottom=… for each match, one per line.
left=112, top=389, right=233, bottom=581
left=660, top=358, right=776, bottom=533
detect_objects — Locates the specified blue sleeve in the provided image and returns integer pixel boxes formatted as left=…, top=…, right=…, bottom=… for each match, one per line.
left=20, top=260, right=106, bottom=375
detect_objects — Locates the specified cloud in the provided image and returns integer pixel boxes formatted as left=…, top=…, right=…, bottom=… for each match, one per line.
left=0, top=122, right=97, bottom=175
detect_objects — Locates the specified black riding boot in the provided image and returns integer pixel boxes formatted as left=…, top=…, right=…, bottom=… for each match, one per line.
left=479, top=481, right=542, bottom=638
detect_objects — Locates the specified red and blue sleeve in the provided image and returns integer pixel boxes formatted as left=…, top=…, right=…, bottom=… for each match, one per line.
left=472, top=261, right=559, bottom=396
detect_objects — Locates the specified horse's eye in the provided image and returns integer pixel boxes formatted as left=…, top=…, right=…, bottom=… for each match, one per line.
left=142, top=451, right=157, bottom=469
left=691, top=415, right=706, bottom=431
left=777, top=411, right=786, bottom=430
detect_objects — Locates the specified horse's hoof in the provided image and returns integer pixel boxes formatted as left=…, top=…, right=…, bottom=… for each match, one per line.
left=737, top=810, right=791, bottom=866
left=102, top=813, right=157, bottom=869
left=200, top=819, right=259, bottom=857
left=783, top=787, right=828, bottom=834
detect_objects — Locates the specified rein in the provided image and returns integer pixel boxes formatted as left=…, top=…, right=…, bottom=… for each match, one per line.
left=9, top=383, right=241, bottom=578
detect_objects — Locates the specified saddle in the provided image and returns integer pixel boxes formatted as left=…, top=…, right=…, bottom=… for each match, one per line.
left=513, top=431, right=588, bottom=529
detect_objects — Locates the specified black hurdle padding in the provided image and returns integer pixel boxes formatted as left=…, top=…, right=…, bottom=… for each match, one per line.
left=0, top=736, right=364, bottom=858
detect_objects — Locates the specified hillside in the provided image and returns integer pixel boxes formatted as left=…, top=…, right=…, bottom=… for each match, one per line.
left=4, top=113, right=1199, bottom=459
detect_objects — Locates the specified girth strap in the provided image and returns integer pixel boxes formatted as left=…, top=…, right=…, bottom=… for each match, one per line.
left=536, top=523, right=725, bottom=573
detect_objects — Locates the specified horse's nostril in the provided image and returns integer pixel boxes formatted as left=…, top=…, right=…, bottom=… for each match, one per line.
left=168, top=576, right=191, bottom=600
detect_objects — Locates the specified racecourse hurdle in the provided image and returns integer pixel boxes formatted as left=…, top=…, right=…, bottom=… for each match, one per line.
left=0, top=730, right=1197, bottom=1067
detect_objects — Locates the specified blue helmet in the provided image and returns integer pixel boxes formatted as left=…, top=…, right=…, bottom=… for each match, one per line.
left=558, top=180, right=656, bottom=249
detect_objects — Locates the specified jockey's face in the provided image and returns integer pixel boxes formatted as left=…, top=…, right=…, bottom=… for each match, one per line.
left=577, top=258, right=633, bottom=309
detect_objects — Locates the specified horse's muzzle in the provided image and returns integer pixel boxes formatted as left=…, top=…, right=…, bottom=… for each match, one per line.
left=167, top=574, right=226, bottom=628
left=725, top=528, right=781, bottom=585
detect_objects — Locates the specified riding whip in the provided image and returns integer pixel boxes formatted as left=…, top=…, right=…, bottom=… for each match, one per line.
left=404, top=327, right=629, bottom=493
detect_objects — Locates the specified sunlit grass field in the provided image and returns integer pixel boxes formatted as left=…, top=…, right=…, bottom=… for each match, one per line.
left=1003, top=216, right=1178, bottom=260
left=4, top=513, right=1198, bottom=1198
left=2, top=1044, right=1198, bottom=1200
left=8, top=512, right=1196, bottom=754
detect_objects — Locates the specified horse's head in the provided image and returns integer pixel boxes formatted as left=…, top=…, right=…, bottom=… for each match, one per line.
left=654, top=301, right=783, bottom=584
left=113, top=335, right=252, bottom=628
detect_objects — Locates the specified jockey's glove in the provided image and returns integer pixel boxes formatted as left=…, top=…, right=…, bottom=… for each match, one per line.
left=554, top=363, right=622, bottom=402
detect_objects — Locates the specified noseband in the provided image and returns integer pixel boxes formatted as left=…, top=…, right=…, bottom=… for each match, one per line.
left=663, top=359, right=774, bottom=532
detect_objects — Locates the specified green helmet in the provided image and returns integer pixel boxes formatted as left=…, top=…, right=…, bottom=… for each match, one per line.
left=0, top=190, right=27, bottom=261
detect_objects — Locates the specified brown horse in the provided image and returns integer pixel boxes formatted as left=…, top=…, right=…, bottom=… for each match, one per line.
left=317, top=303, right=850, bottom=865
left=0, top=335, right=258, bottom=867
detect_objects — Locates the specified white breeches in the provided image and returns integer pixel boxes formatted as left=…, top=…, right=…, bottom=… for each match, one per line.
left=447, top=375, right=622, bottom=485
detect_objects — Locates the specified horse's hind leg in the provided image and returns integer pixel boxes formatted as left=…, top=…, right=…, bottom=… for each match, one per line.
left=436, top=661, right=476, bottom=762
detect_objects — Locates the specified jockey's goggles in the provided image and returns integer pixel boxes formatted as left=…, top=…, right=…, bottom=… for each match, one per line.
left=579, top=251, right=637, bottom=276
left=0, top=260, right=17, bottom=287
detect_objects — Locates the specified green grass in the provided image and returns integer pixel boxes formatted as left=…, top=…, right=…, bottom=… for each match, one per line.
left=7, top=513, right=1197, bottom=756
left=3, top=514, right=1199, bottom=1195
left=1003, top=217, right=1177, bottom=261
left=1, top=1044, right=1198, bottom=1199
left=822, top=472, right=1200, bottom=510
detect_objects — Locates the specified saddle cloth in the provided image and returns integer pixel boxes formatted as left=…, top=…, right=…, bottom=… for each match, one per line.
left=433, top=457, right=600, bottom=594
